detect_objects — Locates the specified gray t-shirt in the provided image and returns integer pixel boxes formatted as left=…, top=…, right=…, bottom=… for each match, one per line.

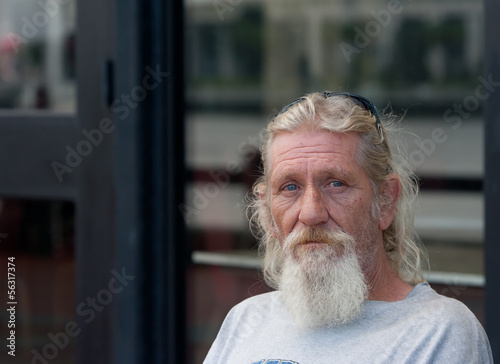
left=204, top=283, right=493, bottom=364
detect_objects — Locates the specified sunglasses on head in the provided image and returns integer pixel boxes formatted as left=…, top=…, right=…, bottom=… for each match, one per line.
left=273, top=91, right=384, bottom=142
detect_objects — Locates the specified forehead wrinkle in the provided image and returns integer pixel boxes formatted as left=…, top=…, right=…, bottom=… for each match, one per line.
left=271, top=144, right=348, bottom=171
left=273, top=141, right=344, bottom=159
left=266, top=130, right=361, bottom=183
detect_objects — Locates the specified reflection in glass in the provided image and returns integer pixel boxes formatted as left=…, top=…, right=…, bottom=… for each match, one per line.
left=0, top=199, right=75, bottom=363
left=0, top=1, right=76, bottom=111
left=185, top=0, right=485, bottom=250
left=185, top=0, right=485, bottom=361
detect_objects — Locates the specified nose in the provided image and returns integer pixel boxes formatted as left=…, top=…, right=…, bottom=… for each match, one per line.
left=298, top=186, right=329, bottom=227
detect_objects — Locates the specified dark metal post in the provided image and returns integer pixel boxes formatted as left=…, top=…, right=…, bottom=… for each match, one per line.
left=484, top=0, right=500, bottom=360
left=163, top=0, right=187, bottom=362
left=114, top=0, right=143, bottom=362
left=76, top=0, right=116, bottom=362
left=114, top=0, right=186, bottom=363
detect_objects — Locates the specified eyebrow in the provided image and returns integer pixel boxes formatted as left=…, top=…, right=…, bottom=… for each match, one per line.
left=318, top=166, right=355, bottom=180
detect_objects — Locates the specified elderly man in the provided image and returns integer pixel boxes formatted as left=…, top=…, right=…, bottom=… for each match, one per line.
left=204, top=92, right=493, bottom=363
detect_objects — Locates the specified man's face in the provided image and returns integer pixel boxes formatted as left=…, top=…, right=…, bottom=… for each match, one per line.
left=269, top=130, right=381, bottom=272
left=267, top=129, right=386, bottom=327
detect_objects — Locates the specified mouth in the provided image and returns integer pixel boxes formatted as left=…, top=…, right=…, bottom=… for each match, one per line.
left=304, top=241, right=323, bottom=245
left=298, top=241, right=327, bottom=248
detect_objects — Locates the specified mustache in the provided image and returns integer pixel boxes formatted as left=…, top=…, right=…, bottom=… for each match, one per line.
left=284, top=227, right=354, bottom=251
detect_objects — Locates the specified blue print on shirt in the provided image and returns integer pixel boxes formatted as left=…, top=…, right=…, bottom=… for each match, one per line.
left=251, top=360, right=299, bottom=364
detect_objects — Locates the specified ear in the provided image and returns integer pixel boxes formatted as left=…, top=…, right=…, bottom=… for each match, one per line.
left=378, top=173, right=401, bottom=231
left=259, top=185, right=278, bottom=239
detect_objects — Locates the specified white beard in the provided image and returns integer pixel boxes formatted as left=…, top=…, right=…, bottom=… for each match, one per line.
left=278, top=228, right=368, bottom=328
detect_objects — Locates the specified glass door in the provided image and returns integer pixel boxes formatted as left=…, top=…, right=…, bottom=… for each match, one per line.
left=0, top=1, right=77, bottom=363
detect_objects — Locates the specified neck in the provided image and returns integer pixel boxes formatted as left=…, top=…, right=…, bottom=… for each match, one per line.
left=366, top=241, right=413, bottom=302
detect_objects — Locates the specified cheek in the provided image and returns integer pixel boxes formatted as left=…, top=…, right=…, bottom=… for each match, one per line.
left=271, top=199, right=298, bottom=234
left=339, top=197, right=373, bottom=228
left=351, top=200, right=380, bottom=246
left=356, top=197, right=372, bottom=213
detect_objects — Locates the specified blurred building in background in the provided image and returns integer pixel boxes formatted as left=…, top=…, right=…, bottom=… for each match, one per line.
left=0, top=0, right=76, bottom=111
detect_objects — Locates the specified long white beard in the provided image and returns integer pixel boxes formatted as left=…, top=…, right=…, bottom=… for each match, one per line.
left=279, top=228, right=368, bottom=328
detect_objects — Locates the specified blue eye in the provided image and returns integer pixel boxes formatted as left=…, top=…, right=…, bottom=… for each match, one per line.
left=284, top=184, right=298, bottom=191
left=331, top=181, right=344, bottom=187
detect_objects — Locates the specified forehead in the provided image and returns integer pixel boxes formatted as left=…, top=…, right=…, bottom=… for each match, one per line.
left=268, top=130, right=362, bottom=172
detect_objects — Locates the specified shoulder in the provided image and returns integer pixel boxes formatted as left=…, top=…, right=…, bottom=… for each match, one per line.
left=401, top=283, right=493, bottom=363
left=407, top=283, right=479, bottom=322
left=404, top=283, right=480, bottom=328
